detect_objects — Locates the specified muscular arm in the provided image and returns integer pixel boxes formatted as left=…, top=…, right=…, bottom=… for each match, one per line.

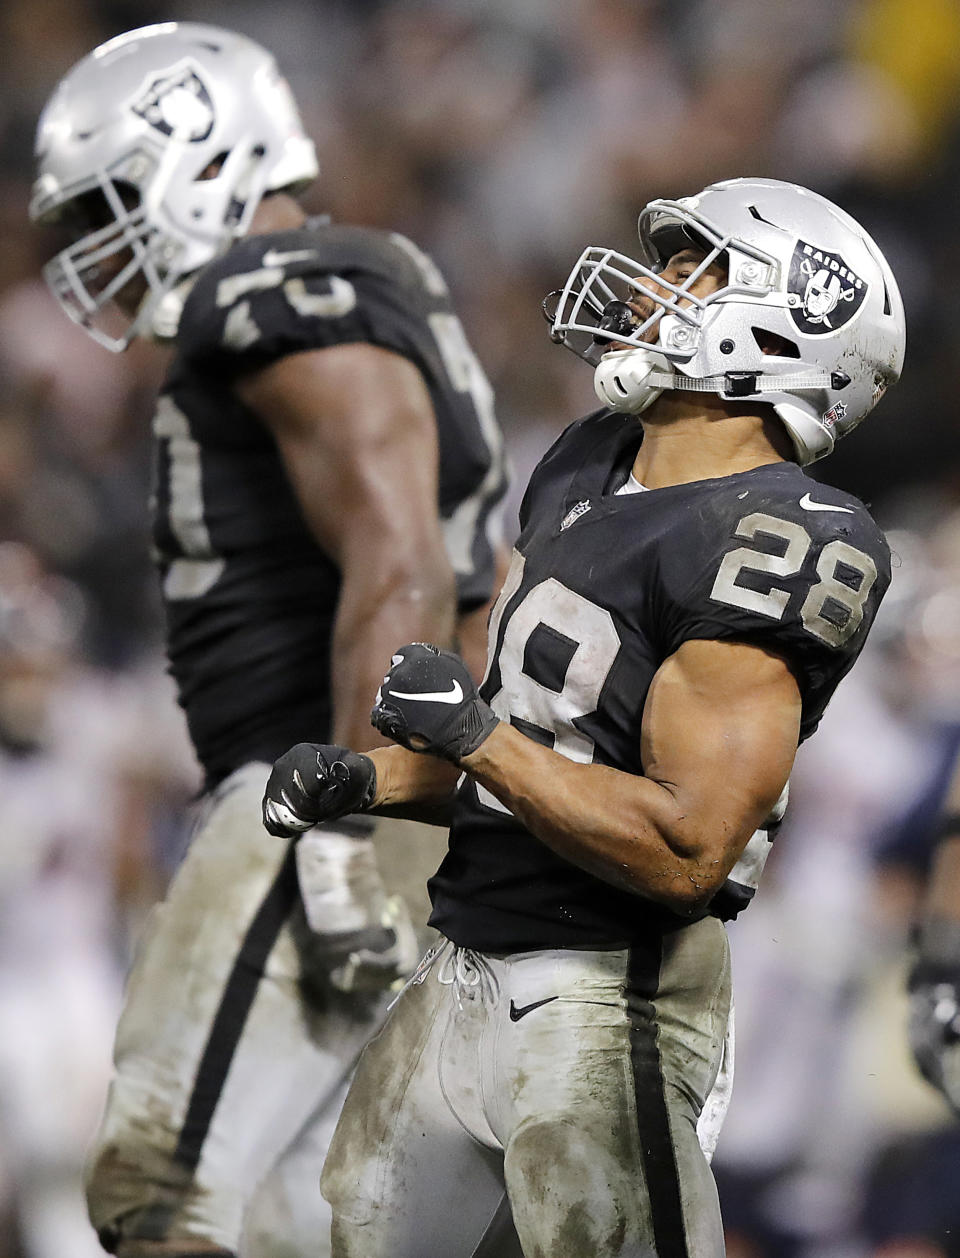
left=235, top=342, right=457, bottom=749
left=459, top=638, right=801, bottom=914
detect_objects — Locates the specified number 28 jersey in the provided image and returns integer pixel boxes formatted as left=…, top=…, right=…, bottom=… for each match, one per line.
left=429, top=408, right=890, bottom=951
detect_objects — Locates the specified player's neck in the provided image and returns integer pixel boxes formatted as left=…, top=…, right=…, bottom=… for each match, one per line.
left=248, top=193, right=308, bottom=235
left=631, top=396, right=794, bottom=489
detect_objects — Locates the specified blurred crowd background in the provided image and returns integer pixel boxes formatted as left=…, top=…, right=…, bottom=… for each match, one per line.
left=2, top=1, right=960, bottom=1255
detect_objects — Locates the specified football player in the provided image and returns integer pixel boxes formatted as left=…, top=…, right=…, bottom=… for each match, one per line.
left=263, top=178, right=905, bottom=1257
left=30, top=22, right=508, bottom=1258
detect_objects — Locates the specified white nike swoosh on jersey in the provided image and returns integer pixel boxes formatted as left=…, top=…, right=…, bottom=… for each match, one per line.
left=798, top=493, right=854, bottom=514
left=262, top=248, right=317, bottom=267
left=387, top=680, right=464, bottom=704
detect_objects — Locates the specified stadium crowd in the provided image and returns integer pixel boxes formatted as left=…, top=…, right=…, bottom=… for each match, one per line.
left=2, top=1, right=960, bottom=1255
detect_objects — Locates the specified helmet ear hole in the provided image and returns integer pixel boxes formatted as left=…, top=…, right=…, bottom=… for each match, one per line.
left=752, top=327, right=800, bottom=358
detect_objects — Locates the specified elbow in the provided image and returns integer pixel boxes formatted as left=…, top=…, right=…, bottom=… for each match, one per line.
left=652, top=873, right=721, bottom=917
left=362, top=549, right=457, bottom=628
left=646, top=843, right=728, bottom=917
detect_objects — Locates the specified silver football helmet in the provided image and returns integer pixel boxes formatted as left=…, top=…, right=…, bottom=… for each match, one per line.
left=547, top=178, right=905, bottom=464
left=30, top=22, right=318, bottom=351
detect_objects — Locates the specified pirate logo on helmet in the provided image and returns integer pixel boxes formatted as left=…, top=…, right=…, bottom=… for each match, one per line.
left=131, top=63, right=215, bottom=143
left=787, top=239, right=867, bottom=336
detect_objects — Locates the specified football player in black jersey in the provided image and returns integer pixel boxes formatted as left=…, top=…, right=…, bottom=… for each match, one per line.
left=30, top=23, right=508, bottom=1258
left=264, top=178, right=905, bottom=1258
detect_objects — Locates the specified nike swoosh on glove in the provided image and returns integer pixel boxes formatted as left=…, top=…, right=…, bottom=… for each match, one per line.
left=370, top=643, right=499, bottom=762
left=262, top=743, right=377, bottom=837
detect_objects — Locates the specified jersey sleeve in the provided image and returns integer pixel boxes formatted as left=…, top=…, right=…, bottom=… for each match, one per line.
left=654, top=482, right=891, bottom=738
left=176, top=230, right=439, bottom=374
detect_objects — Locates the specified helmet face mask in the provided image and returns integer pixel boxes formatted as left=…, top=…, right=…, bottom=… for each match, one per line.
left=548, top=177, right=906, bottom=464
left=38, top=167, right=172, bottom=350
left=31, top=23, right=319, bottom=351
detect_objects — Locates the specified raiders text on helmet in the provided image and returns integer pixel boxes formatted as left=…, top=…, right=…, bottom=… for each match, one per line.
left=30, top=22, right=318, bottom=350
left=547, top=178, right=905, bottom=464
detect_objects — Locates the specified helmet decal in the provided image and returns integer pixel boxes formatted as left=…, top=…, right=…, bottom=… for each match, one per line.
left=788, top=240, right=867, bottom=335
left=130, top=62, right=215, bottom=142
left=821, top=400, right=847, bottom=431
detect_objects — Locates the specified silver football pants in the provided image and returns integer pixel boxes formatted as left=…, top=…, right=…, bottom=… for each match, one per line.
left=84, top=762, right=447, bottom=1257
left=321, top=919, right=733, bottom=1258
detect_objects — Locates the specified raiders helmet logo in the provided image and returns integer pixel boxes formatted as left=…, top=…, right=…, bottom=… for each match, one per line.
left=787, top=240, right=867, bottom=336
left=131, top=63, right=215, bottom=142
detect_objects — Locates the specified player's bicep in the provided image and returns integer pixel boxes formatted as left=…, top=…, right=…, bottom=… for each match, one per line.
left=234, top=341, right=447, bottom=565
left=640, top=638, right=801, bottom=868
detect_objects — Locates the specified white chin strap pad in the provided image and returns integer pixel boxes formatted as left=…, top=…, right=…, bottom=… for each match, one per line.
left=593, top=347, right=672, bottom=415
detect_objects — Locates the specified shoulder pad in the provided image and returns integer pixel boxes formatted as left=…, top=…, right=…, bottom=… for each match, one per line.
left=175, top=224, right=434, bottom=368
left=720, top=466, right=890, bottom=564
left=656, top=463, right=890, bottom=731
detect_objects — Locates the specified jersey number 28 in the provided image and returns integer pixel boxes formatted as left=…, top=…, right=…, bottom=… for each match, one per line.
left=711, top=511, right=877, bottom=647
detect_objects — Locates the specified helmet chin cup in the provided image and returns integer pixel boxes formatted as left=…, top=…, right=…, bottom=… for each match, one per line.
left=594, top=347, right=671, bottom=414
left=771, top=400, right=835, bottom=465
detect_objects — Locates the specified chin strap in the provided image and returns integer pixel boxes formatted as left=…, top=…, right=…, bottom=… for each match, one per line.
left=594, top=344, right=838, bottom=414
left=648, top=369, right=833, bottom=397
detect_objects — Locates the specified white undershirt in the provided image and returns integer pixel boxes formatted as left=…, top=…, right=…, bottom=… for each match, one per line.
left=615, top=472, right=648, bottom=496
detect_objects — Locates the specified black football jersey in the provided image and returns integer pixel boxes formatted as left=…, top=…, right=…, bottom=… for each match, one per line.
left=152, top=221, right=507, bottom=787
left=429, top=408, right=890, bottom=951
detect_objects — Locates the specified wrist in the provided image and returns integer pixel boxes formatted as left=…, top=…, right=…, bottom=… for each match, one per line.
left=443, top=699, right=499, bottom=763
left=459, top=718, right=509, bottom=771
left=354, top=752, right=377, bottom=810
left=367, top=747, right=395, bottom=808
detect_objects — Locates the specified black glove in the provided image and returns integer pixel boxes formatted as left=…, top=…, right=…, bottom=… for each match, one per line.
left=262, top=743, right=376, bottom=838
left=370, top=643, right=499, bottom=762
left=908, top=953, right=960, bottom=1108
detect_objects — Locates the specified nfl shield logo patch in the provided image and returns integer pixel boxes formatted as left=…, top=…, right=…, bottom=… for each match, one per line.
left=131, top=63, right=216, bottom=142
left=560, top=499, right=591, bottom=531
left=787, top=239, right=867, bottom=336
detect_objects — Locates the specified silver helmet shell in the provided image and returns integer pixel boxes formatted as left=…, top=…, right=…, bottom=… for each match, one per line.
left=549, top=177, right=906, bottom=464
left=30, top=22, right=318, bottom=351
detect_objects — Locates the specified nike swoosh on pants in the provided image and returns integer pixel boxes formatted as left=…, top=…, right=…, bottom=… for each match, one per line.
left=508, top=996, right=559, bottom=1022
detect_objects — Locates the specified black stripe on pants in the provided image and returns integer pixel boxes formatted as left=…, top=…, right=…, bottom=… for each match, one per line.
left=626, top=939, right=690, bottom=1258
left=174, top=842, right=301, bottom=1171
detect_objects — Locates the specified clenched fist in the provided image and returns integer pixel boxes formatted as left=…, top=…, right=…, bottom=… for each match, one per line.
left=262, top=743, right=376, bottom=837
left=371, top=643, right=499, bottom=762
